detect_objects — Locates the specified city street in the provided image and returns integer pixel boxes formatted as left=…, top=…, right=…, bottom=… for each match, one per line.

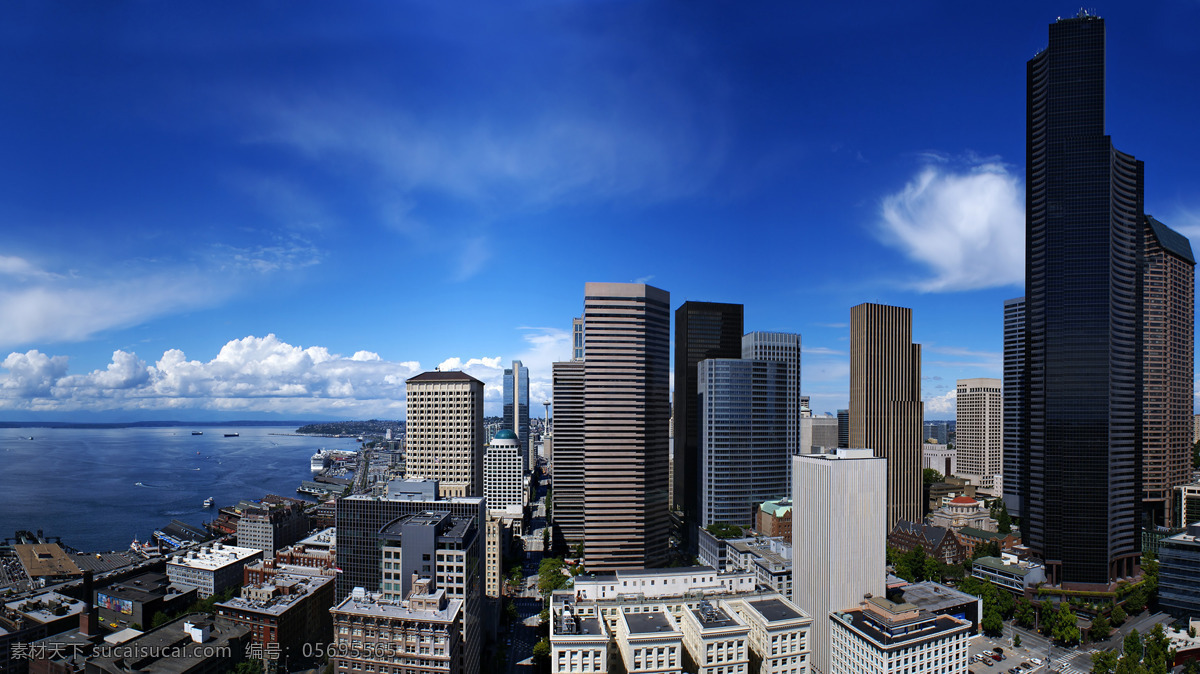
left=504, top=596, right=542, bottom=674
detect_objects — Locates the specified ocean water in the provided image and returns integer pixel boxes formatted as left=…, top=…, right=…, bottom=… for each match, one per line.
left=0, top=426, right=361, bottom=552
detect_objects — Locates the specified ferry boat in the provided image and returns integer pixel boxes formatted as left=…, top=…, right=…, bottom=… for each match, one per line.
left=192, top=431, right=203, bottom=435
left=203, top=497, right=214, bottom=508
left=224, top=432, right=239, bottom=437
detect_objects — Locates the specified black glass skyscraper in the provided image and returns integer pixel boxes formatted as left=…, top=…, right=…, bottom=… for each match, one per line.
left=1020, top=13, right=1143, bottom=586
left=673, top=301, right=743, bottom=553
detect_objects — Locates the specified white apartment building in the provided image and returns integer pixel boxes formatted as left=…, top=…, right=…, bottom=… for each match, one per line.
left=679, top=600, right=750, bottom=674
left=829, top=596, right=970, bottom=674
left=573, top=566, right=756, bottom=602
left=484, top=430, right=526, bottom=510
left=727, top=596, right=812, bottom=674
left=552, top=597, right=610, bottom=674
left=166, top=544, right=263, bottom=598
left=955, top=378, right=1003, bottom=495
left=552, top=578, right=810, bottom=674
left=330, top=582, right=463, bottom=674
left=726, top=537, right=792, bottom=597
left=792, top=449, right=886, bottom=674
left=616, top=606, right=683, bottom=673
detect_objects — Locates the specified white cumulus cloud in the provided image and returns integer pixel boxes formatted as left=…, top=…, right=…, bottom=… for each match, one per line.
left=878, top=160, right=1024, bottom=292
left=924, top=389, right=957, bottom=416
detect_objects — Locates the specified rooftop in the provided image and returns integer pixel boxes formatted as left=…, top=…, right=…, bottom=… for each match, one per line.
left=407, top=370, right=483, bottom=384
left=14, top=544, right=82, bottom=578
left=5, top=592, right=85, bottom=624
left=216, top=574, right=334, bottom=616
left=576, top=565, right=718, bottom=583
left=745, top=597, right=807, bottom=623
left=84, top=614, right=251, bottom=673
left=167, top=544, right=261, bottom=571
left=1146, top=214, right=1196, bottom=264
left=332, top=590, right=462, bottom=623
left=689, top=604, right=742, bottom=630
left=623, top=610, right=677, bottom=635
left=493, top=429, right=518, bottom=440
left=834, top=607, right=969, bottom=650
left=896, top=581, right=979, bottom=613
left=948, top=496, right=978, bottom=505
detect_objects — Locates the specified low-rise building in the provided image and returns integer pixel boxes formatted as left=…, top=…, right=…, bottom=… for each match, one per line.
left=726, top=537, right=792, bottom=596
left=887, top=521, right=968, bottom=565
left=94, top=572, right=196, bottom=630
left=616, top=606, right=683, bottom=673
left=726, top=595, right=811, bottom=674
left=551, top=597, right=610, bottom=674
left=13, top=544, right=82, bottom=586
left=679, top=600, right=750, bottom=674
left=954, top=527, right=1020, bottom=553
left=236, top=500, right=309, bottom=560
left=551, top=574, right=810, bottom=674
left=757, top=499, right=792, bottom=539
left=165, top=543, right=263, bottom=598
left=927, top=496, right=996, bottom=532
left=573, top=567, right=756, bottom=602
left=830, top=596, right=971, bottom=674
left=970, top=554, right=1047, bottom=594
left=1159, top=523, right=1200, bottom=621
left=63, top=614, right=251, bottom=673
left=888, top=580, right=982, bottom=634
left=329, top=581, right=463, bottom=674
left=216, top=571, right=335, bottom=667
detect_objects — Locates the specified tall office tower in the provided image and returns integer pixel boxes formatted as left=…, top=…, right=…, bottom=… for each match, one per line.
left=742, top=332, right=802, bottom=453
left=1141, top=216, right=1195, bottom=526
left=404, top=371, right=485, bottom=498
left=674, top=301, right=744, bottom=548
left=583, top=282, right=671, bottom=570
left=793, top=449, right=887, bottom=674
left=503, top=360, right=530, bottom=471
left=849, top=303, right=923, bottom=530
left=483, top=429, right=526, bottom=511
left=551, top=357, right=586, bottom=548
left=955, top=378, right=1003, bottom=496
left=1018, top=13, right=1183, bottom=585
left=1002, top=297, right=1026, bottom=518
left=837, top=409, right=849, bottom=448
left=698, top=358, right=789, bottom=528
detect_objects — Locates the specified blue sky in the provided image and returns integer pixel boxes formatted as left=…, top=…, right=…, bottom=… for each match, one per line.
left=1, top=2, right=1198, bottom=421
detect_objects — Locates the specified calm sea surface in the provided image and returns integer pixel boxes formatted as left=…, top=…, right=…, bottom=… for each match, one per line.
left=0, top=427, right=361, bottom=552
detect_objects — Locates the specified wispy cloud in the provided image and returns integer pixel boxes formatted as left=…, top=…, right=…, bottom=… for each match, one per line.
left=877, top=158, right=1024, bottom=292
left=0, top=242, right=322, bottom=351
left=802, top=346, right=846, bottom=356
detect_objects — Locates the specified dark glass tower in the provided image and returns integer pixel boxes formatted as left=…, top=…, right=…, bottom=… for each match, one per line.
left=503, top=360, right=530, bottom=467
left=1020, top=13, right=1143, bottom=585
left=672, top=301, right=743, bottom=552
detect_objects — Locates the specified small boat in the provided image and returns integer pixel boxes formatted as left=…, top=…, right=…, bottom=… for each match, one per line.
left=203, top=497, right=214, bottom=508
left=28, top=436, right=33, bottom=440
left=224, top=432, right=239, bottom=437
left=192, top=431, right=203, bottom=436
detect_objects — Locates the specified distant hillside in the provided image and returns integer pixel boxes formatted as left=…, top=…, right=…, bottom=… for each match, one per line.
left=296, top=419, right=404, bottom=437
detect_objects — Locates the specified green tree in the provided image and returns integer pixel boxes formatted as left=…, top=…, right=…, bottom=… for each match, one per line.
left=894, top=545, right=930, bottom=582
left=1091, top=650, right=1119, bottom=674
left=1091, top=612, right=1112, bottom=641
left=1123, top=630, right=1142, bottom=663
left=1014, top=598, right=1036, bottom=628
left=1124, top=589, right=1147, bottom=616
left=151, top=611, right=171, bottom=628
left=532, top=638, right=551, bottom=672
left=1184, top=659, right=1200, bottom=674
left=923, top=468, right=945, bottom=484
left=1193, top=439, right=1200, bottom=470
left=981, top=607, right=1005, bottom=637
left=1143, top=623, right=1173, bottom=674
left=230, top=661, right=263, bottom=674
left=922, top=555, right=943, bottom=583
left=1014, top=634, right=1022, bottom=648
left=1052, top=602, right=1081, bottom=646
left=538, top=557, right=570, bottom=595
left=1112, top=603, right=1127, bottom=625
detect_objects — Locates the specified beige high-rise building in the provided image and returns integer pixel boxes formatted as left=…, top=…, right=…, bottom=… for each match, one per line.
left=849, top=303, right=923, bottom=530
left=955, top=378, right=1003, bottom=496
left=583, top=282, right=671, bottom=571
left=404, top=371, right=484, bottom=498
